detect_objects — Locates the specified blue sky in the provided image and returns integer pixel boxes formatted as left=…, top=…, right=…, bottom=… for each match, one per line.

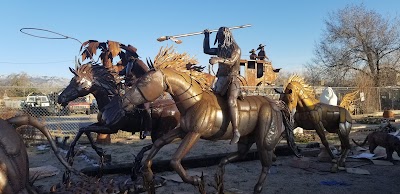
left=0, top=0, right=399, bottom=78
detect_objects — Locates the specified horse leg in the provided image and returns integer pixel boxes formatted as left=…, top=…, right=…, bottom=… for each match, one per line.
left=216, top=137, right=254, bottom=193
left=66, top=124, right=107, bottom=162
left=63, top=129, right=85, bottom=183
left=170, top=132, right=203, bottom=192
left=307, top=109, right=336, bottom=170
left=65, top=125, right=117, bottom=181
left=143, top=127, right=184, bottom=194
left=253, top=148, right=274, bottom=194
left=337, top=122, right=351, bottom=169
left=131, top=144, right=152, bottom=181
left=314, top=121, right=337, bottom=172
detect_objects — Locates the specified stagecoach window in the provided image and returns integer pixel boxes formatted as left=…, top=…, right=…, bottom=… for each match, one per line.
left=248, top=60, right=255, bottom=69
left=240, top=65, right=246, bottom=77
left=257, top=63, right=264, bottom=78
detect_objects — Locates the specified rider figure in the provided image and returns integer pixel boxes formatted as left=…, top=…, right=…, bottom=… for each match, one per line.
left=203, top=27, right=242, bottom=144
left=257, top=44, right=269, bottom=61
left=249, top=49, right=257, bottom=60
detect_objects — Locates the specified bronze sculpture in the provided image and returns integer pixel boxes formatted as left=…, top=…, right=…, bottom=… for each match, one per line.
left=80, top=39, right=157, bottom=143
left=57, top=61, right=181, bottom=180
left=278, top=75, right=352, bottom=172
left=0, top=115, right=80, bottom=194
left=249, top=48, right=257, bottom=60
left=101, top=47, right=300, bottom=194
left=257, top=44, right=268, bottom=60
left=203, top=27, right=242, bottom=144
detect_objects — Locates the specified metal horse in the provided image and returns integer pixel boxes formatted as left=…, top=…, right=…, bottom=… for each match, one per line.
left=57, top=62, right=180, bottom=179
left=278, top=75, right=352, bottom=172
left=1, top=115, right=80, bottom=194
left=102, top=66, right=300, bottom=194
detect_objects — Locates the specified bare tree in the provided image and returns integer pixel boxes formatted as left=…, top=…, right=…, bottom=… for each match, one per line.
left=303, top=62, right=324, bottom=86
left=303, top=60, right=353, bottom=87
left=314, top=4, right=400, bottom=87
left=6, top=73, right=37, bottom=97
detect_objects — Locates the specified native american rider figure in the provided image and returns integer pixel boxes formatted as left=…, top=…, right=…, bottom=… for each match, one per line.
left=203, top=27, right=242, bottom=144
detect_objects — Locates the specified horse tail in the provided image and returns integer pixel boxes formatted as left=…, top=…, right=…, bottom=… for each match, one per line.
left=352, top=136, right=368, bottom=147
left=279, top=101, right=302, bottom=157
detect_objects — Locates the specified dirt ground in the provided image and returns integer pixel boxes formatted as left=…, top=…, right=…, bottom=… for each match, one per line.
left=27, top=116, right=400, bottom=194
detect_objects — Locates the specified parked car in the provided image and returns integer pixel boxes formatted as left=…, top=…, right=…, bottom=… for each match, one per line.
left=23, top=92, right=50, bottom=108
left=67, top=97, right=91, bottom=115
left=21, top=92, right=52, bottom=116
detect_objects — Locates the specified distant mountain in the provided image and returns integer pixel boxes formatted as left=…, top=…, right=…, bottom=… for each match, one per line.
left=29, top=76, right=70, bottom=88
left=0, top=74, right=70, bottom=88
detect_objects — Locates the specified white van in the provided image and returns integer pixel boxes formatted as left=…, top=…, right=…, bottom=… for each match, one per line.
left=24, top=93, right=50, bottom=107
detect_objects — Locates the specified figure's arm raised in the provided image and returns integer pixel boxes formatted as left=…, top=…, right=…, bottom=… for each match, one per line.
left=203, top=29, right=217, bottom=55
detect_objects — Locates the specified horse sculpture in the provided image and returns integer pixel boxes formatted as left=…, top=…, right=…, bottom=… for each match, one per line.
left=278, top=75, right=352, bottom=172
left=101, top=48, right=300, bottom=194
left=0, top=115, right=80, bottom=194
left=57, top=61, right=180, bottom=180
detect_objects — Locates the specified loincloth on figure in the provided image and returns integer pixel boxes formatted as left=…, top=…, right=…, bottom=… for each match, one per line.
left=213, top=75, right=241, bottom=97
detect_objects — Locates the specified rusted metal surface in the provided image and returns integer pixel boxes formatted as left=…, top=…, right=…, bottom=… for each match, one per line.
left=102, top=47, right=300, bottom=194
left=58, top=62, right=181, bottom=179
left=203, top=27, right=243, bottom=144
left=239, top=59, right=279, bottom=87
left=0, top=115, right=79, bottom=194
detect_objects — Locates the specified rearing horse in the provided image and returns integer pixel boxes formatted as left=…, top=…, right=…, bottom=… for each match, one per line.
left=102, top=65, right=300, bottom=193
left=279, top=75, right=352, bottom=172
left=57, top=61, right=180, bottom=180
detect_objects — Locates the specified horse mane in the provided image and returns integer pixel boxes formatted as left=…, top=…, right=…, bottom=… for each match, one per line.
left=284, top=74, right=315, bottom=97
left=153, top=46, right=212, bottom=90
left=77, top=63, right=118, bottom=94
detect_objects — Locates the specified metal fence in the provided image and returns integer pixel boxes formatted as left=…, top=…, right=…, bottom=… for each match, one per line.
left=1, top=85, right=400, bottom=140
left=0, top=86, right=132, bottom=141
left=242, top=85, right=400, bottom=114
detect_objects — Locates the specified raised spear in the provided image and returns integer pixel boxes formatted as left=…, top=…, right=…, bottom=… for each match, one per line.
left=157, top=24, right=252, bottom=44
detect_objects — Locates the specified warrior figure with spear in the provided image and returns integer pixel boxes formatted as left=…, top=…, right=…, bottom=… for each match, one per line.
left=203, top=27, right=242, bottom=144
left=157, top=24, right=251, bottom=144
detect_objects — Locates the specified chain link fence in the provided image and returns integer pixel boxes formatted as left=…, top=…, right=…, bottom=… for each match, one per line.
left=2, top=85, right=400, bottom=141
left=0, top=86, right=132, bottom=142
left=242, top=85, right=400, bottom=114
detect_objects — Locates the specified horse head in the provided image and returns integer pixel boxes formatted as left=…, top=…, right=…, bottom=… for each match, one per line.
left=275, top=84, right=297, bottom=114
left=57, top=60, right=117, bottom=107
left=101, top=69, right=166, bottom=126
